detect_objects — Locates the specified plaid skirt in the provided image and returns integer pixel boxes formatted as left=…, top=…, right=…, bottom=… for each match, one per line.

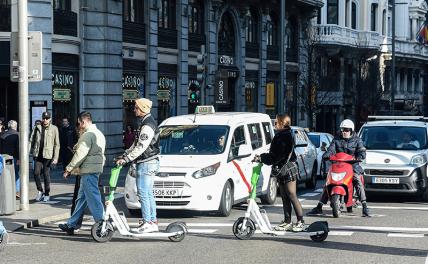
left=271, top=161, right=299, bottom=183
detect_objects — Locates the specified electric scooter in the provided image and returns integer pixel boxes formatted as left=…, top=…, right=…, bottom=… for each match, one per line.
left=232, top=163, right=329, bottom=242
left=91, top=166, right=187, bottom=243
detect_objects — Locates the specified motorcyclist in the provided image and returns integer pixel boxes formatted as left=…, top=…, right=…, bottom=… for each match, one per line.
left=308, top=119, right=370, bottom=217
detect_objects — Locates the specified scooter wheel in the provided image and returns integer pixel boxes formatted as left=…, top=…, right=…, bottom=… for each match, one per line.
left=308, top=222, right=329, bottom=242
left=233, top=217, right=255, bottom=240
left=91, top=220, right=114, bottom=243
left=166, top=222, right=187, bottom=242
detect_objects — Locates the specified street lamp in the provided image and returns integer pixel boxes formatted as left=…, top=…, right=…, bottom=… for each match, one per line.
left=390, top=0, right=395, bottom=115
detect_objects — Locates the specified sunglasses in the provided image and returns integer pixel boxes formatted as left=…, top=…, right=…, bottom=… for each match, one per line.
left=42, top=117, right=50, bottom=120
left=341, top=128, right=352, bottom=132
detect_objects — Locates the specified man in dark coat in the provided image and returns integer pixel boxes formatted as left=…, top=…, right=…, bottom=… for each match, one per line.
left=0, top=120, right=20, bottom=197
left=59, top=117, right=77, bottom=171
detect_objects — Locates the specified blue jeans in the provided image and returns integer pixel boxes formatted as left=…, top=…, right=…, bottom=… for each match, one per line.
left=14, top=158, right=19, bottom=193
left=67, top=174, right=104, bottom=228
left=136, top=159, right=159, bottom=222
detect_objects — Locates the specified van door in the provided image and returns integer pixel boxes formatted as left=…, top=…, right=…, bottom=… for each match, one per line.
left=247, top=123, right=266, bottom=192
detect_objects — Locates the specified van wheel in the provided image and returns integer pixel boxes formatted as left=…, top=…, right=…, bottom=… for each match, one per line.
left=261, top=177, right=277, bottom=205
left=421, top=188, right=428, bottom=202
left=218, top=181, right=233, bottom=217
left=305, top=164, right=318, bottom=189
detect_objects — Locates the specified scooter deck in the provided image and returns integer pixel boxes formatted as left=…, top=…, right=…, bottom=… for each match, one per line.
left=119, top=231, right=184, bottom=238
left=261, top=229, right=326, bottom=237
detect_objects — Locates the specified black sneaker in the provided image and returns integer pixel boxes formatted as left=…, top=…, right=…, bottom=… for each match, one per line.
left=58, top=223, right=75, bottom=235
left=307, top=206, right=323, bottom=215
left=362, top=206, right=371, bottom=217
left=346, top=207, right=353, bottom=213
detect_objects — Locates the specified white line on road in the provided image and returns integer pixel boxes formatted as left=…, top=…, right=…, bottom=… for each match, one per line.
left=53, top=197, right=73, bottom=201
left=300, top=193, right=319, bottom=197
left=314, top=188, right=323, bottom=193
left=329, top=231, right=354, bottom=236
left=331, top=225, right=428, bottom=233
left=299, top=204, right=428, bottom=211
left=187, top=229, right=218, bottom=234
left=8, top=242, right=48, bottom=246
left=387, top=233, right=425, bottom=238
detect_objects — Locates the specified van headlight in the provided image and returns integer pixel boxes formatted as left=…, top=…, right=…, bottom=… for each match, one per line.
left=192, top=162, right=221, bottom=179
left=331, top=172, right=346, bottom=181
left=410, top=154, right=427, bottom=165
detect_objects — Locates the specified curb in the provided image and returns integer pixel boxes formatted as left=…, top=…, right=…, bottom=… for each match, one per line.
left=5, top=212, right=70, bottom=232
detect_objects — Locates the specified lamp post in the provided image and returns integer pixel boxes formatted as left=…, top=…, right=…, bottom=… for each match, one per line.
left=390, top=0, right=395, bottom=115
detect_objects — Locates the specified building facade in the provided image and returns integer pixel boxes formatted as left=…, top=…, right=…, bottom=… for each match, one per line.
left=0, top=0, right=322, bottom=161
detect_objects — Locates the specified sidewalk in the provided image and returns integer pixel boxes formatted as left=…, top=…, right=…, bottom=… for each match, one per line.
left=0, top=166, right=126, bottom=232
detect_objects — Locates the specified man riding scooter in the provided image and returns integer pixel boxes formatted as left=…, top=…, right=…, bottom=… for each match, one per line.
left=308, top=119, right=370, bottom=217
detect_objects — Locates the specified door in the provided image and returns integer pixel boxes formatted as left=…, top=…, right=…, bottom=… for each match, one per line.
left=246, top=123, right=265, bottom=192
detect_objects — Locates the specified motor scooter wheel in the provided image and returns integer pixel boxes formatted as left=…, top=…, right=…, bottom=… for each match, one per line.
left=331, top=194, right=341, bottom=218
left=91, top=220, right=114, bottom=243
left=233, top=217, right=255, bottom=240
left=166, top=222, right=187, bottom=242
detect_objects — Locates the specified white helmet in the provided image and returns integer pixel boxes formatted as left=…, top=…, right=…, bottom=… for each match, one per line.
left=340, top=119, right=355, bottom=132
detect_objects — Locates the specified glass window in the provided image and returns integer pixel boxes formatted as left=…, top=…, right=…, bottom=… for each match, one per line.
left=159, top=125, right=229, bottom=155
left=351, top=2, right=357, bottom=29
left=267, top=13, right=278, bottom=46
left=123, top=0, right=144, bottom=23
left=189, top=1, right=203, bottom=34
left=360, top=126, right=427, bottom=150
left=371, top=3, right=378, bottom=31
left=308, top=134, right=321, bottom=148
left=327, top=0, right=338, bottom=25
left=246, top=9, right=259, bottom=43
left=247, top=123, right=263, bottom=150
left=159, top=0, right=176, bottom=29
left=230, top=126, right=247, bottom=157
left=262, top=122, right=274, bottom=145
left=53, top=0, right=70, bottom=10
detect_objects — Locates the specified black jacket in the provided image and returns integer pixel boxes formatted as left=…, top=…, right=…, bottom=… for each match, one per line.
left=60, top=125, right=77, bottom=151
left=323, top=133, right=366, bottom=175
left=260, top=127, right=296, bottom=166
left=0, top=129, right=19, bottom=159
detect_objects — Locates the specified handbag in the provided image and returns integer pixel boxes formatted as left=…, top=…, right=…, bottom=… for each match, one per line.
left=271, top=135, right=295, bottom=178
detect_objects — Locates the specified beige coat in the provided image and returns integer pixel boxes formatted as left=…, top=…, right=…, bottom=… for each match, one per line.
left=65, top=124, right=106, bottom=175
left=29, top=124, right=60, bottom=161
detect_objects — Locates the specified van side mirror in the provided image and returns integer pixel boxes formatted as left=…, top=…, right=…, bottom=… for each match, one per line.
left=320, top=146, right=327, bottom=152
left=236, top=144, right=252, bottom=159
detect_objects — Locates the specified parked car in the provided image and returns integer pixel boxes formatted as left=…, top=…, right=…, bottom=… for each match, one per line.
left=124, top=106, right=277, bottom=217
left=359, top=116, right=428, bottom=201
left=308, top=132, right=334, bottom=178
left=291, top=127, right=318, bottom=189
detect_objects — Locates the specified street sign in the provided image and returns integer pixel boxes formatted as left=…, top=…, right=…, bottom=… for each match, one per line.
left=10, top=31, right=43, bottom=82
left=53, top=89, right=71, bottom=101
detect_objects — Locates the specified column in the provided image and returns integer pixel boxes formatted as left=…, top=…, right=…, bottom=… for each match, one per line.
left=177, top=0, right=189, bottom=115
left=347, top=0, right=352, bottom=28
left=81, top=0, right=123, bottom=162
left=259, top=10, right=268, bottom=113
left=206, top=0, right=219, bottom=104
left=412, top=18, right=418, bottom=41
left=145, top=0, right=159, bottom=119
left=396, top=69, right=401, bottom=94
left=237, top=9, right=247, bottom=112
left=420, top=70, right=424, bottom=93
left=411, top=69, right=415, bottom=94
left=403, top=70, right=408, bottom=93
left=340, top=57, right=345, bottom=92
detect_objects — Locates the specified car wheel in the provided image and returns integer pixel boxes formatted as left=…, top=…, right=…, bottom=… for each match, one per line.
left=261, top=177, right=277, bottom=205
left=218, top=181, right=234, bottom=217
left=305, top=164, right=318, bottom=189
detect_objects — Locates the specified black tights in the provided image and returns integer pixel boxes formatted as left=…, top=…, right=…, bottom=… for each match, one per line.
left=278, top=179, right=304, bottom=223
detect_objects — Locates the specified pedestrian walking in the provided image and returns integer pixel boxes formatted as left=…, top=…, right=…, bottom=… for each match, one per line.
left=59, top=117, right=77, bottom=171
left=123, top=124, right=136, bottom=149
left=0, top=120, right=20, bottom=198
left=116, top=98, right=160, bottom=233
left=29, top=112, right=60, bottom=202
left=59, top=111, right=106, bottom=235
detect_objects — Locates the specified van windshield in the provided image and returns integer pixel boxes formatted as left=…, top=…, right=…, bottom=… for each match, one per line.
left=360, top=126, right=427, bottom=150
left=160, top=125, right=230, bottom=155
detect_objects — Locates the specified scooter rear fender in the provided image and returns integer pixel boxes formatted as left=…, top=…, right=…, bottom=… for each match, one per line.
left=330, top=186, right=346, bottom=196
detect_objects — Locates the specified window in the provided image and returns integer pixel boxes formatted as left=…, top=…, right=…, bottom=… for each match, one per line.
left=262, top=122, right=274, bottom=145
left=123, top=0, right=144, bottom=23
left=382, top=10, right=386, bottom=35
left=246, top=9, right=259, bottom=43
left=247, top=123, right=263, bottom=150
left=189, top=0, right=203, bottom=34
left=286, top=17, right=297, bottom=49
left=267, top=13, right=278, bottom=46
left=230, top=126, right=247, bottom=157
left=327, top=0, right=338, bottom=25
left=371, top=3, right=378, bottom=31
left=159, top=0, right=176, bottom=29
left=345, top=0, right=349, bottom=27
left=351, top=2, right=357, bottom=29
left=53, top=0, right=71, bottom=10
left=308, top=134, right=321, bottom=148
left=317, top=8, right=321, bottom=25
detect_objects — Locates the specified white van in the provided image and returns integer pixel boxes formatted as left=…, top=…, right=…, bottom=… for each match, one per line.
left=125, top=106, right=277, bottom=216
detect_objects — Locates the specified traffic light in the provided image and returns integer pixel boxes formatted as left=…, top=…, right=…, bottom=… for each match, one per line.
left=188, top=83, right=200, bottom=104
left=197, top=53, right=205, bottom=83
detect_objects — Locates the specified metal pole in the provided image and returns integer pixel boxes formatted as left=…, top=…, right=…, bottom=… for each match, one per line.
left=18, top=0, right=29, bottom=211
left=279, top=0, right=285, bottom=113
left=390, top=0, right=395, bottom=115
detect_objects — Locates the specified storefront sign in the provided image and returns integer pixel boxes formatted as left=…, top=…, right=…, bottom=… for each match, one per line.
left=52, top=72, right=74, bottom=87
left=157, top=90, right=171, bottom=101
left=215, top=76, right=228, bottom=105
left=158, top=76, right=175, bottom=90
left=218, top=55, right=234, bottom=66
left=245, top=81, right=256, bottom=89
left=122, top=74, right=143, bottom=89
left=266, top=83, right=275, bottom=106
left=123, top=89, right=139, bottom=101
left=53, top=89, right=71, bottom=102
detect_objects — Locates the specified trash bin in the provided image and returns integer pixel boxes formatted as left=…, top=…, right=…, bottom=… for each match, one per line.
left=0, top=154, right=16, bottom=215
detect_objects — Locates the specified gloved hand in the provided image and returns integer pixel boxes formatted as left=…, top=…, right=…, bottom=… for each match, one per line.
left=252, top=155, right=261, bottom=163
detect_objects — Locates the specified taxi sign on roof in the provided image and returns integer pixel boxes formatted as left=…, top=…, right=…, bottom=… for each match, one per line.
left=195, top=105, right=215, bottom=114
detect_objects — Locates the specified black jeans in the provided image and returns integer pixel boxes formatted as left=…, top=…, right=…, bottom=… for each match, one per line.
left=320, top=173, right=367, bottom=204
left=34, top=158, right=52, bottom=196
left=71, top=176, right=84, bottom=228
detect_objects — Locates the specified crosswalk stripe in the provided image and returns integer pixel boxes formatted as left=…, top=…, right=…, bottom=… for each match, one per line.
left=187, top=229, right=218, bottom=234
left=329, top=231, right=354, bottom=236
left=300, top=193, right=319, bottom=197
left=331, top=225, right=428, bottom=233
left=387, top=233, right=425, bottom=238
left=314, top=188, right=323, bottom=193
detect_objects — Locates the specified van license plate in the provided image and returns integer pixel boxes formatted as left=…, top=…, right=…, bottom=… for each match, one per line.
left=372, top=177, right=399, bottom=184
left=153, top=189, right=180, bottom=196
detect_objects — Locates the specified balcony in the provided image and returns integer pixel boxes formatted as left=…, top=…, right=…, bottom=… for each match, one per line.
left=314, top=25, right=381, bottom=50
left=123, top=21, right=146, bottom=45
left=53, top=10, right=77, bottom=37
left=159, top=28, right=177, bottom=49
left=382, top=37, right=428, bottom=60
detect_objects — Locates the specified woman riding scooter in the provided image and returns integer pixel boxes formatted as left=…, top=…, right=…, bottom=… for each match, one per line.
left=308, top=119, right=370, bottom=217
left=254, top=114, right=305, bottom=231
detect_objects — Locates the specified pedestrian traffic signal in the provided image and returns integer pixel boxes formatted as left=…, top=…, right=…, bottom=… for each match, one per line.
left=188, top=83, right=200, bottom=104
left=197, top=53, right=205, bottom=83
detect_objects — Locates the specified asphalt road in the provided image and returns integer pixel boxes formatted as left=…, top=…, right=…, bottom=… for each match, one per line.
left=2, top=181, right=428, bottom=264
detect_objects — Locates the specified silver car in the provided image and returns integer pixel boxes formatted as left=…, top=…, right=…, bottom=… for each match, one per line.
left=308, top=132, right=334, bottom=179
left=291, top=127, right=318, bottom=189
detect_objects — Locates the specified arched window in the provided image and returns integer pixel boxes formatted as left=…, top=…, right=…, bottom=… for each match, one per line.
left=218, top=12, right=235, bottom=56
left=189, top=0, right=203, bottom=34
left=246, top=8, right=259, bottom=43
left=159, top=0, right=176, bottom=29
left=327, top=0, right=338, bottom=25
left=371, top=3, right=378, bottom=31
left=267, top=13, right=278, bottom=46
left=123, top=0, right=144, bottom=24
left=351, top=2, right=357, bottom=29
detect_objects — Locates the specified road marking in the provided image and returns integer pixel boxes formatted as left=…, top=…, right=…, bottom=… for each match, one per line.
left=38, top=201, right=60, bottom=204
left=300, top=193, right=319, bottom=197
left=187, top=229, right=218, bottom=234
left=53, top=197, right=73, bottom=201
left=329, top=231, right=354, bottom=236
left=8, top=242, right=47, bottom=246
left=300, top=204, right=428, bottom=211
left=298, top=198, right=306, bottom=202
left=331, top=225, right=428, bottom=233
left=387, top=233, right=425, bottom=238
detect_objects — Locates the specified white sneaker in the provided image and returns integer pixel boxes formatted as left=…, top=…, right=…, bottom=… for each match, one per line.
left=43, top=196, right=50, bottom=202
left=130, top=221, right=151, bottom=233
left=148, top=222, right=159, bottom=233
left=35, top=191, right=44, bottom=201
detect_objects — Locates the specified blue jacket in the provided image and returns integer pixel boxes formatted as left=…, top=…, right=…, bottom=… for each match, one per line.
left=322, top=133, right=366, bottom=175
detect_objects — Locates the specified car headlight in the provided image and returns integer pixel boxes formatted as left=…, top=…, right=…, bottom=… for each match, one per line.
left=331, top=172, right=346, bottom=181
left=410, top=154, right=427, bottom=165
left=192, top=162, right=221, bottom=179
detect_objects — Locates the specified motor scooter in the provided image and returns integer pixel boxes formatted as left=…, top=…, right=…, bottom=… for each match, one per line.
left=325, top=152, right=359, bottom=217
left=91, top=166, right=187, bottom=243
left=232, top=163, right=329, bottom=242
